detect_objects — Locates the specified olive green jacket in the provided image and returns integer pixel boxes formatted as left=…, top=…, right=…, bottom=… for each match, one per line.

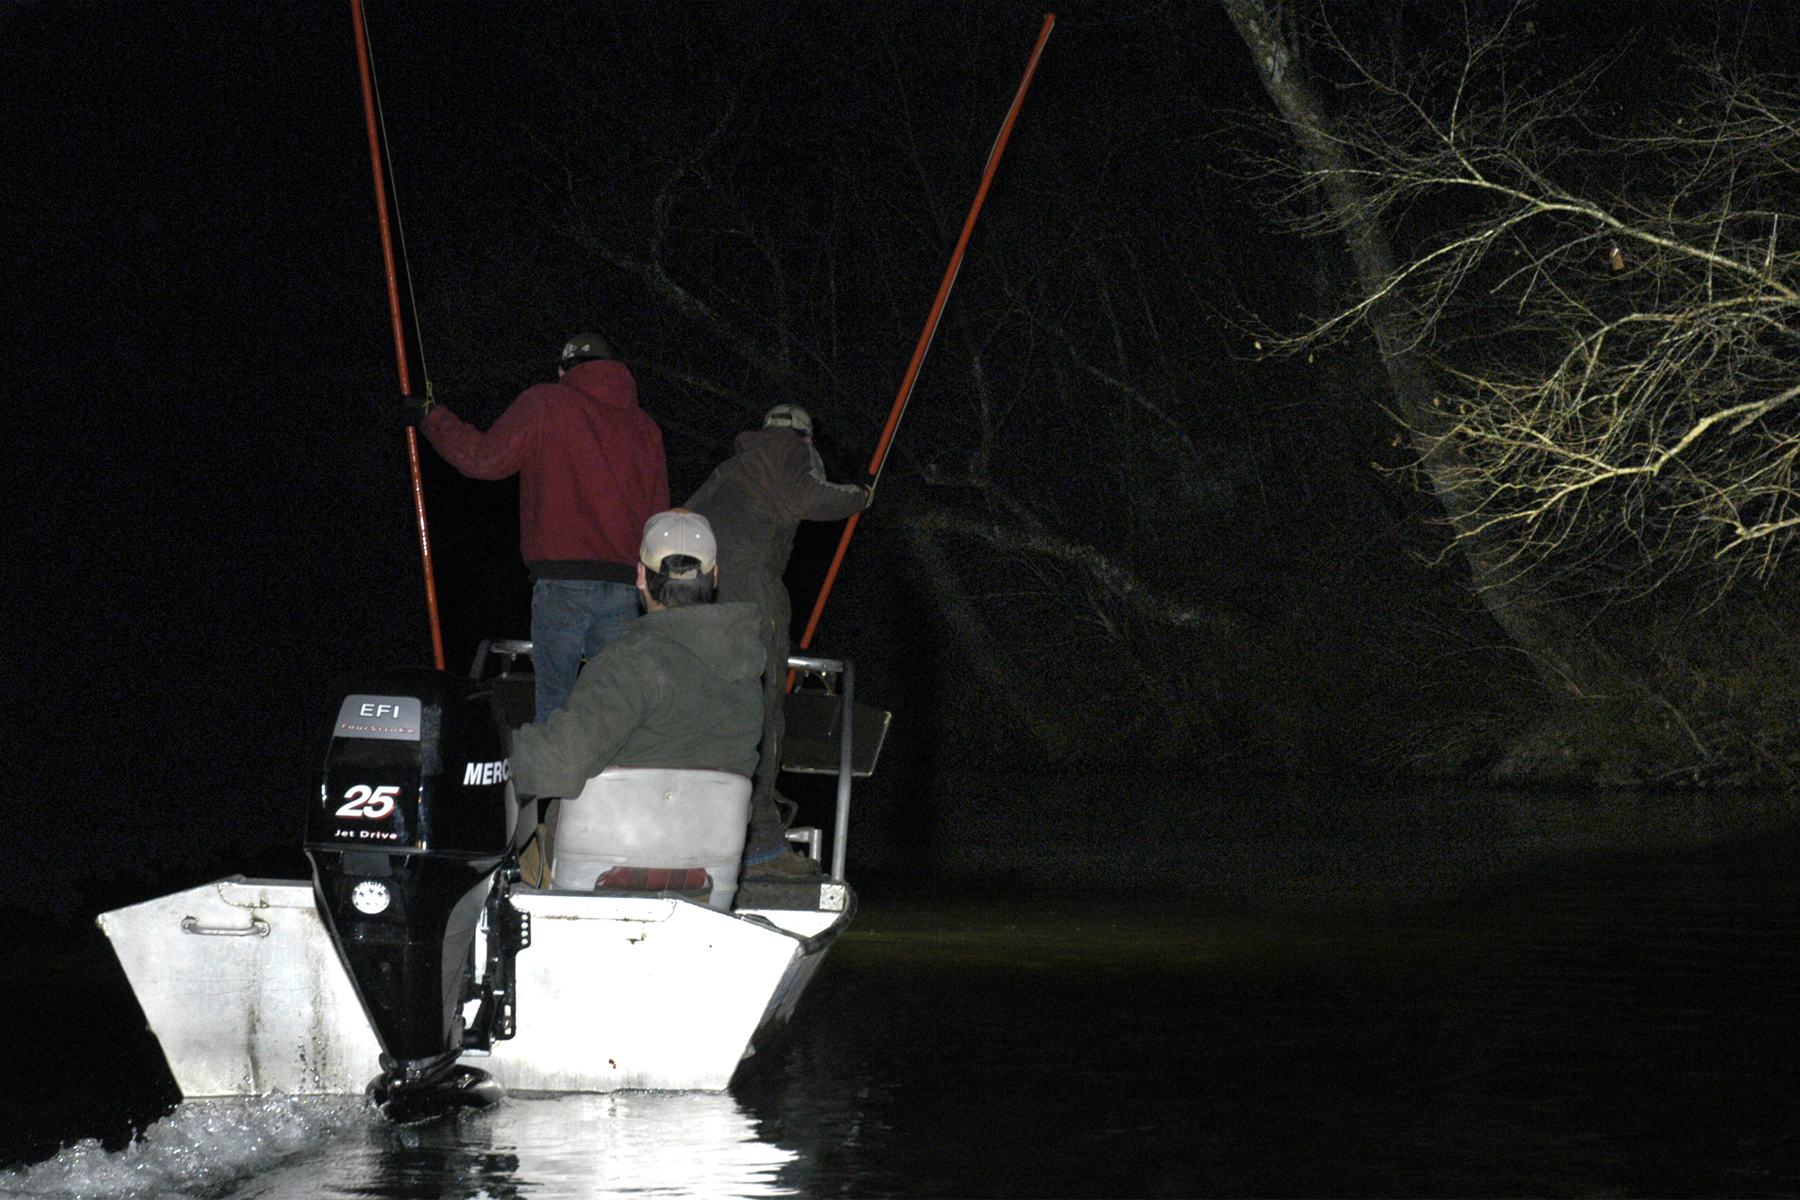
left=512, top=601, right=764, bottom=798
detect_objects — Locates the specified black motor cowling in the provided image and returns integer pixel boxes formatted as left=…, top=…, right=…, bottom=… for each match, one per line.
left=303, top=668, right=522, bottom=1114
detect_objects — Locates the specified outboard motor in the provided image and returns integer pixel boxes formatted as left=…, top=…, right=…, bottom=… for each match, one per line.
left=304, top=668, right=529, bottom=1119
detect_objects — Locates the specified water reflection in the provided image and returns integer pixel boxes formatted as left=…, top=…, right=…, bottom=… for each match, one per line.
left=932, top=771, right=1800, bottom=900
left=737, top=822, right=1800, bottom=1197
left=243, top=1092, right=799, bottom=1200
left=0, top=1093, right=797, bottom=1200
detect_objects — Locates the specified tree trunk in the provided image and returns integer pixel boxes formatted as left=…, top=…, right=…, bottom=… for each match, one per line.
left=1221, top=0, right=1621, bottom=698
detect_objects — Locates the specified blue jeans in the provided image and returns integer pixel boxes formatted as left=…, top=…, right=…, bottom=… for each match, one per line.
left=530, top=579, right=640, bottom=719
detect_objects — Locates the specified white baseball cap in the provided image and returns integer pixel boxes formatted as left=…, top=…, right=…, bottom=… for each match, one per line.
left=639, top=509, right=717, bottom=577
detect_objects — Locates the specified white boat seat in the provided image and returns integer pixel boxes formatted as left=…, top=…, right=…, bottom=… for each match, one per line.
left=551, top=767, right=751, bottom=911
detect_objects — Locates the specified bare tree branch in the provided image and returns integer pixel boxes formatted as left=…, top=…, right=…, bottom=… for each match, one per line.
left=1238, top=9, right=1800, bottom=596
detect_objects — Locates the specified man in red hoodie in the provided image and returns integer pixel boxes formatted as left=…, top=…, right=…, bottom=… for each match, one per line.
left=418, top=333, right=669, bottom=721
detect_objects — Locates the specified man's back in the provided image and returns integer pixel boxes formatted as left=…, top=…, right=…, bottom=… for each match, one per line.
left=511, top=600, right=764, bottom=799
left=423, top=359, right=668, bottom=573
left=686, top=426, right=866, bottom=584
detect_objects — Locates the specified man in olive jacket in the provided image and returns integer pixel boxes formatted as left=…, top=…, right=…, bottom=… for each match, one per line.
left=512, top=511, right=763, bottom=802
left=685, top=404, right=871, bottom=873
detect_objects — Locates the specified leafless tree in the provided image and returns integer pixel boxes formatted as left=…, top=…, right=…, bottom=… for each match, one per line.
left=1232, top=4, right=1800, bottom=600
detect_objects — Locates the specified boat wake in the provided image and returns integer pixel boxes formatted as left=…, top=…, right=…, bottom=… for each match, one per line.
left=1, top=1092, right=799, bottom=1199
left=0, top=1094, right=370, bottom=1200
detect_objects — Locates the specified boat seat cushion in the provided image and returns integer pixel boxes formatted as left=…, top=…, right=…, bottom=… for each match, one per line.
left=593, top=866, right=714, bottom=904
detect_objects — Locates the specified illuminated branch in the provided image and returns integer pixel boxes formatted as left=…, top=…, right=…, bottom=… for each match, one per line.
left=1251, top=23, right=1800, bottom=594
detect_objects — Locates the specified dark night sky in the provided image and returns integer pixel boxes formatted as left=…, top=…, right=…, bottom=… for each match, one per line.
left=5, top=1, right=1792, bottom=911
left=7, top=2, right=476, bottom=903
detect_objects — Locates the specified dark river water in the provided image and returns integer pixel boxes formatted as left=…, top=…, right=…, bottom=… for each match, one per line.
left=2, top=784, right=1797, bottom=1198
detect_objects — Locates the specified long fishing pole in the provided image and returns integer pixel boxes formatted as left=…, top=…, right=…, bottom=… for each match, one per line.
left=795, top=13, right=1055, bottom=660
left=350, top=0, right=446, bottom=670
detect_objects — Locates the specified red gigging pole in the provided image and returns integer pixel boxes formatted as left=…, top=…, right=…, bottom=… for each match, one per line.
left=351, top=0, right=446, bottom=670
left=794, top=13, right=1055, bottom=664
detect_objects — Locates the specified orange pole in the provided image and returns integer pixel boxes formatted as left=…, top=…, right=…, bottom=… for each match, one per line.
left=351, top=0, right=445, bottom=670
left=796, top=13, right=1055, bottom=659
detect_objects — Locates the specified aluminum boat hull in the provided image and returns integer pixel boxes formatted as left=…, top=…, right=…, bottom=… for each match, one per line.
left=98, top=875, right=850, bottom=1096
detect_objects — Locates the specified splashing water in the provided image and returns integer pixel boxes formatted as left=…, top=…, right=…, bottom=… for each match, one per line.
left=0, top=1095, right=370, bottom=1200
left=0, top=1092, right=797, bottom=1199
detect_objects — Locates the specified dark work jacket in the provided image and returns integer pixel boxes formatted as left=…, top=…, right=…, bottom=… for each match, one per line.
left=512, top=601, right=764, bottom=798
left=684, top=428, right=869, bottom=619
left=421, top=359, right=669, bottom=582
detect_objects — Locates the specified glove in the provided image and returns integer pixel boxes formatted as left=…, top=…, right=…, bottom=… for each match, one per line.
left=860, top=472, right=879, bottom=506
left=401, top=392, right=435, bottom=426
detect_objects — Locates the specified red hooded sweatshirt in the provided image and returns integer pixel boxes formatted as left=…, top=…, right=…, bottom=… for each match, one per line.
left=422, top=359, right=669, bottom=582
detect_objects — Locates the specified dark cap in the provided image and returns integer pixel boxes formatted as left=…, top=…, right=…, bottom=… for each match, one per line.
left=560, top=332, right=614, bottom=363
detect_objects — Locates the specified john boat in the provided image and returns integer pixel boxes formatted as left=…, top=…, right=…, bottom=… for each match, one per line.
left=97, top=641, right=888, bottom=1114
left=90, top=2, right=1044, bottom=1121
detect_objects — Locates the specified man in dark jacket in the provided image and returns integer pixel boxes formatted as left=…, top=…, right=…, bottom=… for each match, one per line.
left=419, top=333, right=669, bottom=720
left=685, top=404, right=872, bottom=875
left=512, top=510, right=763, bottom=799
